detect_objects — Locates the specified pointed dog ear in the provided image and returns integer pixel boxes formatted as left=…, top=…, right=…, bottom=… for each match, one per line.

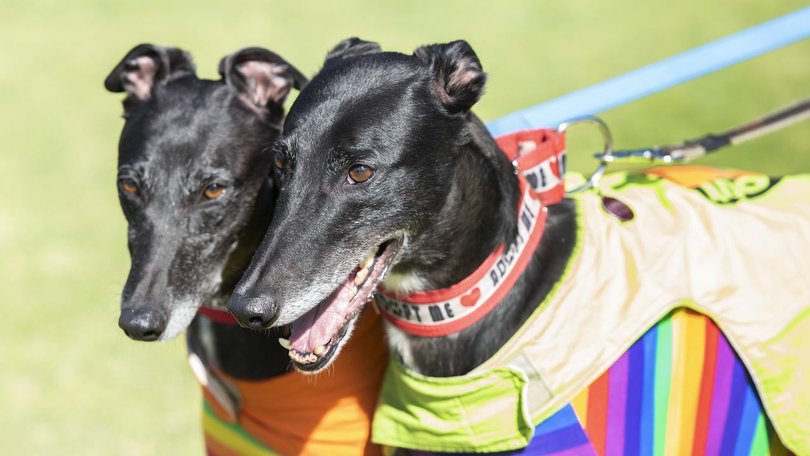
left=104, top=44, right=196, bottom=105
left=413, top=40, right=487, bottom=115
left=219, top=47, right=307, bottom=111
left=324, top=37, right=381, bottom=65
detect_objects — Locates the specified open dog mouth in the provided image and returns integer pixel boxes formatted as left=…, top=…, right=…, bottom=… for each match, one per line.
left=280, top=238, right=400, bottom=372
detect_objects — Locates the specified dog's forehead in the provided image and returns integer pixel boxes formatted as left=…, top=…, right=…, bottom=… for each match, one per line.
left=323, top=54, right=420, bottom=96
left=283, top=55, right=430, bottom=153
left=119, top=83, right=266, bottom=174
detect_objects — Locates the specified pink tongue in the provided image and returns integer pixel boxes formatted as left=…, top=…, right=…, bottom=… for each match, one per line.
left=290, top=278, right=355, bottom=353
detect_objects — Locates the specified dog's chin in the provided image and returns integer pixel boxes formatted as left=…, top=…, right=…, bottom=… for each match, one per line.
left=159, top=302, right=202, bottom=341
left=285, top=238, right=400, bottom=373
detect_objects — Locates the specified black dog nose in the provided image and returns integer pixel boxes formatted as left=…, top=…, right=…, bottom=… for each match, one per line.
left=227, top=294, right=277, bottom=330
left=119, top=307, right=167, bottom=341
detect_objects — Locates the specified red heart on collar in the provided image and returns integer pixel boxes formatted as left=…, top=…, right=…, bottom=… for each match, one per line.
left=460, top=287, right=481, bottom=307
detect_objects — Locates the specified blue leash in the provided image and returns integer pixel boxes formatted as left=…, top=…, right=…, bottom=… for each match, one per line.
left=487, top=7, right=810, bottom=136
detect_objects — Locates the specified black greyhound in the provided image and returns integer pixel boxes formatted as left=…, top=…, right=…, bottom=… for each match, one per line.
left=223, top=39, right=807, bottom=455
left=106, top=43, right=390, bottom=456
left=105, top=43, right=306, bottom=378
left=227, top=39, right=576, bottom=377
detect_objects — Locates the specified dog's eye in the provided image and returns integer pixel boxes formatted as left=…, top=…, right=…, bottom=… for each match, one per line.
left=274, top=155, right=289, bottom=170
left=203, top=183, right=226, bottom=200
left=119, top=177, right=139, bottom=194
left=348, top=164, right=374, bottom=184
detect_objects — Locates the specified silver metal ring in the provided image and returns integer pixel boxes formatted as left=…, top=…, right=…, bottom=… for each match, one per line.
left=557, top=116, right=613, bottom=194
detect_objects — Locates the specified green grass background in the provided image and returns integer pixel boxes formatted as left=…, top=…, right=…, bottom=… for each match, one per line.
left=1, top=0, right=808, bottom=454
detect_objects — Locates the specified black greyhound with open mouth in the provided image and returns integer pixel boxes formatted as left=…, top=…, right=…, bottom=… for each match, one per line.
left=227, top=38, right=577, bottom=376
left=106, top=43, right=388, bottom=455
left=226, top=38, right=809, bottom=454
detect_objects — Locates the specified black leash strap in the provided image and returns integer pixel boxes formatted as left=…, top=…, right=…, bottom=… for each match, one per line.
left=599, top=96, right=810, bottom=164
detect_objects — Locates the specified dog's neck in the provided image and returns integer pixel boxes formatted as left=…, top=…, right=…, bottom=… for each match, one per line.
left=391, top=116, right=520, bottom=291
left=385, top=116, right=577, bottom=377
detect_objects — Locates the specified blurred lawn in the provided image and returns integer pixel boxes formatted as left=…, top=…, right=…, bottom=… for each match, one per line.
left=1, top=0, right=808, bottom=454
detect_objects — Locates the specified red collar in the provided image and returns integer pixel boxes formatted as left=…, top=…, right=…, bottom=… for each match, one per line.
left=377, top=128, right=567, bottom=337
left=197, top=305, right=239, bottom=325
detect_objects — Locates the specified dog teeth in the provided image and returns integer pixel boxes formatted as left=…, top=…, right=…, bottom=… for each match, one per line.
left=355, top=267, right=369, bottom=285
left=349, top=287, right=358, bottom=299
left=278, top=338, right=291, bottom=350
left=289, top=349, right=322, bottom=364
left=313, top=345, right=325, bottom=356
left=360, top=253, right=375, bottom=270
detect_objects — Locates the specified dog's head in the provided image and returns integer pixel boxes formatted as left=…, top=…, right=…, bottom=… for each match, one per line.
left=228, top=38, right=492, bottom=371
left=106, top=44, right=306, bottom=341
